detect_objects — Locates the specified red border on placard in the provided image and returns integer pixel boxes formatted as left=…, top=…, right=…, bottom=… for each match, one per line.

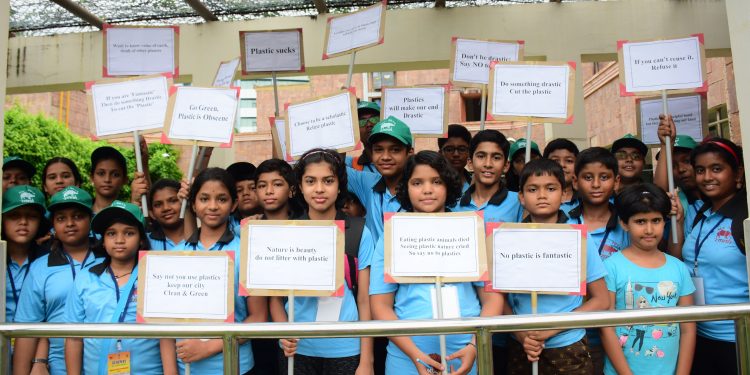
left=160, top=133, right=172, bottom=144
left=85, top=80, right=95, bottom=90
left=567, top=61, right=577, bottom=70
left=383, top=212, right=395, bottom=222
left=616, top=39, right=628, bottom=51
left=565, top=115, right=574, bottom=125
left=620, top=83, right=634, bottom=97
left=691, top=33, right=705, bottom=45
left=517, top=40, right=525, bottom=45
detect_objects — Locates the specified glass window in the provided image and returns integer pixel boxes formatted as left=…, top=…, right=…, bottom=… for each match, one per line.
left=236, top=117, right=257, bottom=133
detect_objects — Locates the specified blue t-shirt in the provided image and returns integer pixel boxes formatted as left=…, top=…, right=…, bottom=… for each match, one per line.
left=682, top=207, right=749, bottom=342
left=6, top=257, right=31, bottom=322
left=64, top=263, right=163, bottom=374
left=603, top=251, right=695, bottom=375
left=347, top=168, right=402, bottom=242
left=284, top=223, right=375, bottom=358
left=345, top=155, right=380, bottom=175
left=173, top=226, right=253, bottom=374
left=14, top=249, right=105, bottom=375
left=148, top=230, right=186, bottom=251
left=370, top=236, right=480, bottom=374
left=507, top=215, right=608, bottom=349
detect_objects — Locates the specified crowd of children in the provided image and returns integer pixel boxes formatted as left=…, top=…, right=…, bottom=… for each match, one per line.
left=1, top=103, right=748, bottom=375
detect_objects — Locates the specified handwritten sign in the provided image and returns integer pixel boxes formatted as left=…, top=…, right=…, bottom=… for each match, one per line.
left=137, top=251, right=234, bottom=322
left=384, top=212, right=487, bottom=283
left=488, top=61, right=575, bottom=123
left=240, top=30, right=304, bottom=74
left=323, top=2, right=386, bottom=59
left=637, top=94, right=706, bottom=145
left=103, top=25, right=179, bottom=77
left=382, top=86, right=448, bottom=137
left=285, top=91, right=359, bottom=160
left=487, top=223, right=586, bottom=295
left=164, top=86, right=239, bottom=146
left=450, top=38, right=524, bottom=87
left=240, top=220, right=344, bottom=296
left=87, top=75, right=170, bottom=139
left=213, top=58, right=241, bottom=87
left=619, top=35, right=706, bottom=95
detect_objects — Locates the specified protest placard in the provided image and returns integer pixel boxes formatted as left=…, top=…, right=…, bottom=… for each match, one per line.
left=213, top=58, right=241, bottom=87
left=163, top=86, right=240, bottom=147
left=323, top=1, right=386, bottom=59
left=381, top=86, right=449, bottom=137
left=636, top=93, right=707, bottom=146
left=285, top=90, right=359, bottom=160
left=103, top=25, right=179, bottom=77
left=240, top=29, right=305, bottom=74
left=449, top=38, right=524, bottom=87
left=269, top=117, right=289, bottom=160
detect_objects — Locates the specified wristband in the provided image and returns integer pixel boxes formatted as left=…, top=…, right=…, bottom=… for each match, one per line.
left=32, top=358, right=49, bottom=368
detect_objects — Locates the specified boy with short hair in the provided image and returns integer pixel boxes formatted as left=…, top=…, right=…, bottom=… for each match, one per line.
left=508, top=158, right=609, bottom=375
left=2, top=156, right=35, bottom=192
left=347, top=101, right=381, bottom=174
left=567, top=147, right=631, bottom=374
left=611, top=134, right=647, bottom=193
left=439, top=124, right=473, bottom=192
left=227, top=162, right=261, bottom=232
left=506, top=138, right=541, bottom=192
left=543, top=138, right=580, bottom=214
left=254, top=158, right=297, bottom=220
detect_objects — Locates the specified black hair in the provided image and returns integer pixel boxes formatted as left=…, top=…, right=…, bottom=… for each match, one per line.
left=346, top=191, right=364, bottom=207
left=543, top=138, right=580, bottom=158
left=615, top=183, right=671, bottom=223
left=90, top=146, right=127, bottom=175
left=148, top=178, right=181, bottom=205
left=255, top=159, right=296, bottom=187
left=438, top=124, right=472, bottom=150
left=469, top=129, right=510, bottom=158
left=293, top=149, right=348, bottom=211
left=188, top=167, right=238, bottom=206
left=42, top=157, right=83, bottom=192
left=519, top=159, right=565, bottom=191
left=396, top=151, right=462, bottom=212
left=226, top=162, right=256, bottom=183
left=574, top=147, right=619, bottom=177
left=690, top=137, right=743, bottom=172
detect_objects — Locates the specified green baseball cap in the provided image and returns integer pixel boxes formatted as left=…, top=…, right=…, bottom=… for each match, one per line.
left=656, top=135, right=698, bottom=160
left=357, top=101, right=381, bottom=114
left=368, top=116, right=413, bottom=147
left=91, top=200, right=146, bottom=235
left=48, top=186, right=93, bottom=214
left=509, top=138, right=540, bottom=160
left=611, top=134, right=647, bottom=156
left=3, top=185, right=46, bottom=214
left=3, top=156, right=36, bottom=179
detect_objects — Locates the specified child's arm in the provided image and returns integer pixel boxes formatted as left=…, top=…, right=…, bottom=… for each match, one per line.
left=13, top=338, right=40, bottom=374
left=30, top=339, right=50, bottom=375
left=356, top=268, right=375, bottom=375
left=447, top=287, right=503, bottom=374
left=600, top=291, right=633, bottom=375
left=175, top=339, right=223, bottom=364
left=160, top=339, right=179, bottom=375
left=269, top=296, right=298, bottom=358
left=64, top=338, right=83, bottom=375
left=238, top=296, right=269, bottom=344
left=371, top=293, right=444, bottom=375
left=130, top=171, right=150, bottom=208
left=675, top=294, right=696, bottom=375
left=653, top=114, right=676, bottom=192
left=667, top=190, right=685, bottom=259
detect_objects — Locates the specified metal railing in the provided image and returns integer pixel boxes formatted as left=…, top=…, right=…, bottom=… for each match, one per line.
left=1, top=303, right=749, bottom=375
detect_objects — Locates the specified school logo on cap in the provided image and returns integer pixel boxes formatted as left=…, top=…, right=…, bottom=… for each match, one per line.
left=63, top=188, right=78, bottom=200
left=380, top=121, right=395, bottom=132
left=19, top=191, right=36, bottom=203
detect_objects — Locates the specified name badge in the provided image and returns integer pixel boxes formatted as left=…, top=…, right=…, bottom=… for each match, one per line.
left=107, top=351, right=131, bottom=375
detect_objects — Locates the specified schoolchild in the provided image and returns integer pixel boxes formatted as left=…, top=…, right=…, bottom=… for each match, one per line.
left=681, top=138, right=748, bottom=375
left=370, top=150, right=503, bottom=375
left=41, top=157, right=83, bottom=197
left=64, top=201, right=168, bottom=374
left=169, top=167, right=266, bottom=375
left=272, top=148, right=375, bottom=375
left=543, top=138, right=580, bottom=214
left=601, top=183, right=695, bottom=375
left=146, top=179, right=186, bottom=250
left=438, top=124, right=474, bottom=192
left=13, top=186, right=104, bottom=375
left=342, top=191, right=366, bottom=218
left=227, top=162, right=261, bottom=232
left=90, top=147, right=128, bottom=214
left=3, top=156, right=35, bottom=192
left=507, top=159, right=609, bottom=375
left=346, top=101, right=381, bottom=174
left=610, top=134, right=647, bottom=194
left=254, top=158, right=298, bottom=220
left=506, top=139, right=541, bottom=193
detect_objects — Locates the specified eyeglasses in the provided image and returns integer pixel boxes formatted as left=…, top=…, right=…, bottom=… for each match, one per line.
left=442, top=146, right=469, bottom=154
left=614, top=151, right=644, bottom=161
left=359, top=117, right=379, bottom=128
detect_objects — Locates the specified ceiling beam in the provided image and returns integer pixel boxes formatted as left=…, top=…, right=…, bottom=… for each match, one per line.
left=435, top=0, right=446, bottom=8
left=49, top=0, right=104, bottom=29
left=184, top=0, right=219, bottom=22
left=313, top=0, right=329, bottom=14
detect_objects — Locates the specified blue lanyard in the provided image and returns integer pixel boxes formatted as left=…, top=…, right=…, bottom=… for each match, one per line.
left=98, top=264, right=138, bottom=375
left=576, top=217, right=612, bottom=255
left=108, top=267, right=138, bottom=323
left=693, top=217, right=727, bottom=275
left=64, top=249, right=92, bottom=279
left=7, top=261, right=30, bottom=306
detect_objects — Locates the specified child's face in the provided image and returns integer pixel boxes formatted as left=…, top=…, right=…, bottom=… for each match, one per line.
left=407, top=165, right=447, bottom=213
left=52, top=207, right=91, bottom=247
left=2, top=167, right=30, bottom=192
left=342, top=199, right=366, bottom=218
left=573, top=162, right=618, bottom=206
left=441, top=137, right=470, bottom=173
left=694, top=151, right=743, bottom=204
left=44, top=162, right=78, bottom=196
left=192, top=180, right=237, bottom=229
left=519, top=174, right=563, bottom=218
left=151, top=188, right=181, bottom=228
left=300, top=162, right=339, bottom=215
left=622, top=212, right=664, bottom=251
left=103, top=222, right=140, bottom=262
left=371, top=139, right=411, bottom=179
left=547, top=149, right=576, bottom=186
left=236, top=179, right=259, bottom=215
left=91, top=159, right=126, bottom=199
left=2, top=206, right=42, bottom=246
left=512, top=152, right=540, bottom=175
left=614, top=147, right=644, bottom=181
left=673, top=151, right=697, bottom=192
left=469, top=142, right=508, bottom=187
left=256, top=171, right=292, bottom=213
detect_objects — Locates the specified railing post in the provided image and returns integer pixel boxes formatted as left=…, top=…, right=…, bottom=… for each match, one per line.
left=736, top=316, right=750, bottom=375
left=0, top=333, right=9, bottom=375
left=476, top=328, right=493, bottom=375
left=223, top=335, right=239, bottom=375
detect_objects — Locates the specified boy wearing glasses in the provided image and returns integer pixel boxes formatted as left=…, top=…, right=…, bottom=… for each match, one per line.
left=611, top=134, right=648, bottom=193
left=347, top=101, right=381, bottom=173
left=438, top=124, right=473, bottom=192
